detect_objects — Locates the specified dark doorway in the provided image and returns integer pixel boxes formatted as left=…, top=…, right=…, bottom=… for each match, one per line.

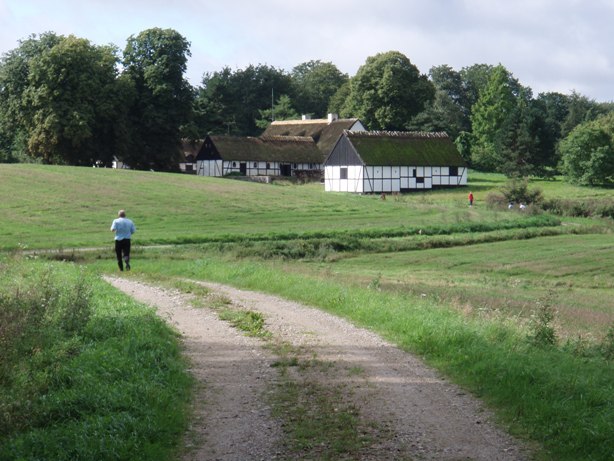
left=280, top=163, right=292, bottom=177
left=239, top=162, right=247, bottom=175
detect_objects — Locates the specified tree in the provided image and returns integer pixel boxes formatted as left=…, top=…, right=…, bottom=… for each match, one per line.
left=560, top=91, right=605, bottom=139
left=470, top=64, right=518, bottom=171
left=290, top=60, right=348, bottom=118
left=327, top=81, right=351, bottom=117
left=24, top=36, right=123, bottom=165
left=408, top=65, right=470, bottom=139
left=256, top=94, right=299, bottom=129
left=195, top=64, right=293, bottom=136
left=0, top=33, right=125, bottom=165
left=494, top=87, right=551, bottom=177
left=0, top=32, right=62, bottom=162
left=459, top=64, right=496, bottom=111
left=122, top=28, right=193, bottom=171
left=341, top=51, right=435, bottom=130
left=560, top=113, right=614, bottom=185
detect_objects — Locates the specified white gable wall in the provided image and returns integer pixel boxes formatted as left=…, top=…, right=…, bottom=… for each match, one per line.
left=349, top=120, right=367, bottom=132
left=325, top=165, right=364, bottom=192
left=197, top=160, right=223, bottom=176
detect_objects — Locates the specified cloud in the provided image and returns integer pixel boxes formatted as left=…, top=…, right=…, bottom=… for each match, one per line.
left=1, top=0, right=612, bottom=101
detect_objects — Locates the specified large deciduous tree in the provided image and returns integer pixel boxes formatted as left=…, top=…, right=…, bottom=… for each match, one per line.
left=290, top=60, right=348, bottom=118
left=122, top=28, right=192, bottom=171
left=0, top=33, right=125, bottom=165
left=560, top=113, right=614, bottom=186
left=0, top=33, right=62, bottom=162
left=341, top=51, right=435, bottom=131
left=24, top=36, right=123, bottom=165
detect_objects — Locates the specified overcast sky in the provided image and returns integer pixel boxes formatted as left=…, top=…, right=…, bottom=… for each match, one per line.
left=1, top=0, right=612, bottom=102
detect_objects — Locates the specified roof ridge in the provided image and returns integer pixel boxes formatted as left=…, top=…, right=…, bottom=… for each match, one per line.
left=270, top=117, right=359, bottom=126
left=346, top=130, right=449, bottom=138
left=259, top=135, right=315, bottom=143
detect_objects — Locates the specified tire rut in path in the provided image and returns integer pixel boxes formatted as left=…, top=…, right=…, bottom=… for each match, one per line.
left=105, top=276, right=283, bottom=461
left=105, top=276, right=531, bottom=461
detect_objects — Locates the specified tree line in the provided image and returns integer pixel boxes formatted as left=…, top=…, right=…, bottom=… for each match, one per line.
left=1, top=28, right=613, bottom=184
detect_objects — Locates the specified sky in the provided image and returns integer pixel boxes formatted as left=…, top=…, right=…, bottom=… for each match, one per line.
left=0, top=0, right=612, bottom=102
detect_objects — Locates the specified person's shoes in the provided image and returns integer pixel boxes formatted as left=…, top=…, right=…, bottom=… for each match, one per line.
left=126, top=262, right=131, bottom=271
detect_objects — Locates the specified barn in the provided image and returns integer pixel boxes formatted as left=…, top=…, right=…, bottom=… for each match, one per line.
left=324, top=131, right=468, bottom=193
left=195, top=135, right=323, bottom=177
left=261, top=113, right=366, bottom=161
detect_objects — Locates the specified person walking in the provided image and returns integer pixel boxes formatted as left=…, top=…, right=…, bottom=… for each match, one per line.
left=468, top=191, right=474, bottom=207
left=110, top=209, right=136, bottom=271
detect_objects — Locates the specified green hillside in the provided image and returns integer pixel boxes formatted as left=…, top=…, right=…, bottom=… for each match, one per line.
left=0, top=164, right=537, bottom=250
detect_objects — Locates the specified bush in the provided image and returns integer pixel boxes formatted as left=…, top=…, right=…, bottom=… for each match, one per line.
left=499, top=178, right=543, bottom=206
left=542, top=198, right=614, bottom=219
left=0, top=262, right=92, bottom=370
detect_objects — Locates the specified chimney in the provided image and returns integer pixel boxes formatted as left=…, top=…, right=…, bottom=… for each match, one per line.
left=327, top=113, right=338, bottom=123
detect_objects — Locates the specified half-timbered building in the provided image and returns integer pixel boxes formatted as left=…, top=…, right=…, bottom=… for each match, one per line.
left=196, top=135, right=322, bottom=177
left=324, top=131, right=467, bottom=193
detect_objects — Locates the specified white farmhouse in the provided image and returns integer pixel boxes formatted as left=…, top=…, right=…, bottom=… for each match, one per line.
left=324, top=131, right=468, bottom=193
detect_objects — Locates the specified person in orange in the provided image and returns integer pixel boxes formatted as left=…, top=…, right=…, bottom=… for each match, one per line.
left=468, top=191, right=474, bottom=207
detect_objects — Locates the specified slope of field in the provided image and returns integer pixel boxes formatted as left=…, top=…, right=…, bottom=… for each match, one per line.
left=1, top=164, right=553, bottom=250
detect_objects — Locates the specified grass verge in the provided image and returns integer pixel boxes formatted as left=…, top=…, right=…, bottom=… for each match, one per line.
left=0, top=257, right=192, bottom=461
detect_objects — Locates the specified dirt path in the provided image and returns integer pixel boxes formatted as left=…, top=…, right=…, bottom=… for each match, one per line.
left=104, top=276, right=530, bottom=461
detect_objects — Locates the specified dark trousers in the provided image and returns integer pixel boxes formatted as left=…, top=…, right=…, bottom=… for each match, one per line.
left=115, top=239, right=131, bottom=270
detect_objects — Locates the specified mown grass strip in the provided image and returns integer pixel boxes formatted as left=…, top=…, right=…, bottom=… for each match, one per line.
left=144, top=214, right=563, bottom=246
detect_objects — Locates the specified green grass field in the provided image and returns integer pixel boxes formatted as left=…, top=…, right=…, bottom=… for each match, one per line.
left=0, top=164, right=567, bottom=250
left=1, top=164, right=613, bottom=460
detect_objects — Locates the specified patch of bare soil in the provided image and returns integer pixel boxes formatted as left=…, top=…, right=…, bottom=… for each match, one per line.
left=104, top=276, right=530, bottom=461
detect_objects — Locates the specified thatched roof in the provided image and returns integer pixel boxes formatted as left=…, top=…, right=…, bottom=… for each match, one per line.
left=181, top=139, right=203, bottom=162
left=262, top=118, right=362, bottom=158
left=327, top=131, right=467, bottom=167
left=196, top=135, right=322, bottom=163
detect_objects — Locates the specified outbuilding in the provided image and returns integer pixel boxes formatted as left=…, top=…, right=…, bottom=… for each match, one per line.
left=324, top=131, right=467, bottom=193
left=196, top=135, right=323, bottom=177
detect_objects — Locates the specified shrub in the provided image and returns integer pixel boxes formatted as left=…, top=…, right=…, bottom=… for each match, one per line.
left=602, top=324, right=614, bottom=360
left=500, top=178, right=544, bottom=206
left=528, top=296, right=558, bottom=347
left=542, top=198, right=614, bottom=219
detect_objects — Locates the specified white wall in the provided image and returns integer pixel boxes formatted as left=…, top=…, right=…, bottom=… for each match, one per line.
left=325, top=165, right=364, bottom=192
left=325, top=164, right=468, bottom=193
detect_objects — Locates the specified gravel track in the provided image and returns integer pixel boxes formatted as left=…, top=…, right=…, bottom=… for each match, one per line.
left=105, top=276, right=530, bottom=461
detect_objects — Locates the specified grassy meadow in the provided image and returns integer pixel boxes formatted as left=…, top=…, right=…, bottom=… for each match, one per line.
left=0, top=163, right=569, bottom=250
left=1, top=163, right=614, bottom=460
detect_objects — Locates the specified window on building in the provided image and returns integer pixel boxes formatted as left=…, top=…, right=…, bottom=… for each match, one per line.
left=232, top=162, right=236, bottom=167
left=340, top=167, right=348, bottom=179
left=266, top=162, right=271, bottom=169
left=449, top=166, right=458, bottom=176
left=253, top=162, right=257, bottom=168
left=416, top=177, right=424, bottom=183
left=412, top=168, right=416, bottom=177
